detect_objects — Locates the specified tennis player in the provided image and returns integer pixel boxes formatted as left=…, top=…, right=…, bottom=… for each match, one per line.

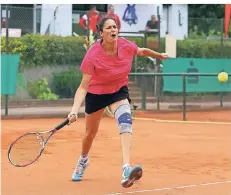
left=68, top=17, right=168, bottom=188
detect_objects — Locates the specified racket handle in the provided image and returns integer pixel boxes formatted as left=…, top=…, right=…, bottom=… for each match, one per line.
left=55, top=119, right=69, bottom=130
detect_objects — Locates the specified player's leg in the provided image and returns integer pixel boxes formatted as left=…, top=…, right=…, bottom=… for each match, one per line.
left=109, top=99, right=143, bottom=188
left=72, top=108, right=104, bottom=181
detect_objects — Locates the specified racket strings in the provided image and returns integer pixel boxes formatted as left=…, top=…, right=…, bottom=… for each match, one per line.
left=9, top=133, right=44, bottom=166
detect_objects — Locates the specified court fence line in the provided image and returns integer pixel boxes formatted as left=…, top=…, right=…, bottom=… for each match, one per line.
left=129, top=72, right=231, bottom=121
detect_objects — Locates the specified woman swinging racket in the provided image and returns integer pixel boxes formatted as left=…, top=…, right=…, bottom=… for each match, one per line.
left=68, top=17, right=168, bottom=188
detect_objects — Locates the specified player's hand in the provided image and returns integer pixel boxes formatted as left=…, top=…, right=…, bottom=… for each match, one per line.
left=67, top=112, right=78, bottom=124
left=159, top=53, right=168, bottom=60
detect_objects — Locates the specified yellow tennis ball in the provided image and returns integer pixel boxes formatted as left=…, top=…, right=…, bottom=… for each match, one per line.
left=218, top=72, right=228, bottom=83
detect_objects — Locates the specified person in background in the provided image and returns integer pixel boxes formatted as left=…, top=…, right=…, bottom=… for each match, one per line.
left=1, top=18, right=6, bottom=28
left=145, top=15, right=158, bottom=30
left=104, top=4, right=121, bottom=31
left=79, top=6, right=102, bottom=40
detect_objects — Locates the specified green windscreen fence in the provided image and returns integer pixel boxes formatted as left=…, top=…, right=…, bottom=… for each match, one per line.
left=1, top=54, right=20, bottom=95
left=162, top=58, right=231, bottom=92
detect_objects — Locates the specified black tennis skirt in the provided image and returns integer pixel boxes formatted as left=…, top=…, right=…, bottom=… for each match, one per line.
left=85, top=86, right=131, bottom=114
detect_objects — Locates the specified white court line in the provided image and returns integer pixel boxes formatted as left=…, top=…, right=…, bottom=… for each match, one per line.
left=106, top=180, right=231, bottom=195
left=132, top=117, right=231, bottom=125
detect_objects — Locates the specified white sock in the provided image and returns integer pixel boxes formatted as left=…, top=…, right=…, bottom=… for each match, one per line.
left=80, top=154, right=89, bottom=163
left=122, top=163, right=130, bottom=170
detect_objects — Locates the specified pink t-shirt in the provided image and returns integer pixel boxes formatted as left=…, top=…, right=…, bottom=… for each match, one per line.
left=79, top=37, right=138, bottom=94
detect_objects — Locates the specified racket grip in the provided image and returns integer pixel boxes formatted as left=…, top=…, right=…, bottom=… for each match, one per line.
left=55, top=119, right=69, bottom=130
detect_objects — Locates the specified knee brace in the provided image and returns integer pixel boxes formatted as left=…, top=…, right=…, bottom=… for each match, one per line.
left=114, top=104, right=132, bottom=134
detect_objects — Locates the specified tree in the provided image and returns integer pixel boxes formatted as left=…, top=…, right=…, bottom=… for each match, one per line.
left=188, top=4, right=225, bottom=38
left=188, top=4, right=225, bottom=19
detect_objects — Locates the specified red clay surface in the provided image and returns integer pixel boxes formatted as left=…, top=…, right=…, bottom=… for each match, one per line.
left=1, top=110, right=231, bottom=195
left=135, top=110, right=231, bottom=122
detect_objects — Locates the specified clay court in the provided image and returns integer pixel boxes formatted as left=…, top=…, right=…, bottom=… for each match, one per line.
left=1, top=110, right=231, bottom=195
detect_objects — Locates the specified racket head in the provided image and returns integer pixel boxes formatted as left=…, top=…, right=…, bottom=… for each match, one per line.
left=8, top=119, right=69, bottom=167
left=8, top=132, right=45, bottom=167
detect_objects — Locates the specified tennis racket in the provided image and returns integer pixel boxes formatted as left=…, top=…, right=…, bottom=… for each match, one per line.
left=8, top=119, right=69, bottom=167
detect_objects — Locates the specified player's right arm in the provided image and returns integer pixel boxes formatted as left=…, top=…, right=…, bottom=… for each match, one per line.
left=71, top=73, right=92, bottom=114
left=68, top=49, right=95, bottom=123
left=68, top=73, right=91, bottom=123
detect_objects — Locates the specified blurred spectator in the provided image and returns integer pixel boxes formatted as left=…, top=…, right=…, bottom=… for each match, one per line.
left=79, top=6, right=102, bottom=34
left=145, top=15, right=158, bottom=30
left=2, top=18, right=6, bottom=28
left=104, top=4, right=121, bottom=31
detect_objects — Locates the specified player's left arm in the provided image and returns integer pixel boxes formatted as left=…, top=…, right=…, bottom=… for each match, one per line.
left=137, top=47, right=168, bottom=60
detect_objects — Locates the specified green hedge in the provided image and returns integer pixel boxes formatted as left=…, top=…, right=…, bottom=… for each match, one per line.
left=125, top=36, right=231, bottom=58
left=176, top=39, right=231, bottom=58
left=1, top=34, right=231, bottom=71
left=52, top=68, right=82, bottom=98
left=1, top=34, right=86, bottom=70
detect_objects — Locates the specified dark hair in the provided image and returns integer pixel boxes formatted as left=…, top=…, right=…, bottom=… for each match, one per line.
left=96, top=17, right=117, bottom=33
left=108, top=4, right=114, bottom=9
